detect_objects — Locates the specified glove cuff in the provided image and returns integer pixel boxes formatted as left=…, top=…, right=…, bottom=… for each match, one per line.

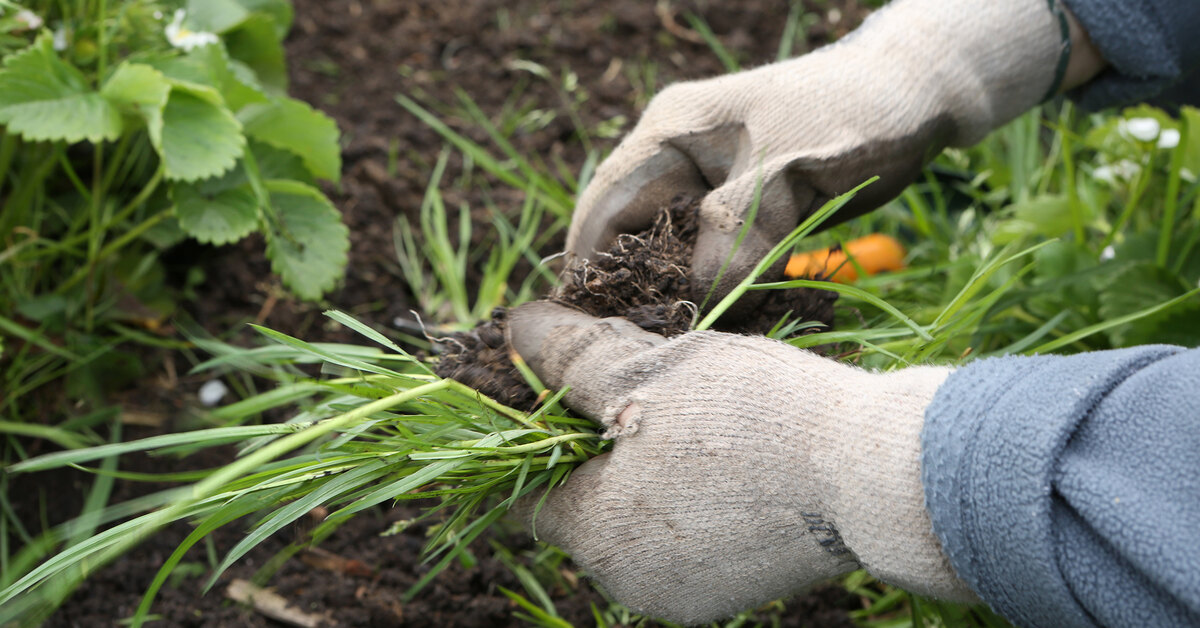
left=830, top=365, right=978, bottom=602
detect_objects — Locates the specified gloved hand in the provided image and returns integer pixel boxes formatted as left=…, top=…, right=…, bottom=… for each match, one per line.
left=569, top=0, right=1078, bottom=305
left=507, top=302, right=976, bottom=625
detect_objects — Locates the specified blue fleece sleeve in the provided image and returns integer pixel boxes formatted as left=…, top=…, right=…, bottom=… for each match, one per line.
left=922, top=345, right=1200, bottom=628
left=1061, top=1, right=1200, bottom=109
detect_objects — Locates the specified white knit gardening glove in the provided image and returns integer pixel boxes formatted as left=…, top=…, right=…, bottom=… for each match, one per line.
left=507, top=303, right=975, bottom=625
left=569, top=0, right=1082, bottom=303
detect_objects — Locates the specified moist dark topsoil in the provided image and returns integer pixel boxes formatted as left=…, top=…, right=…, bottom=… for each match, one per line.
left=23, top=1, right=871, bottom=626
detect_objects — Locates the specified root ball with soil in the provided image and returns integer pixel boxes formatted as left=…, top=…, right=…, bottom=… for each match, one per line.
left=435, top=196, right=838, bottom=409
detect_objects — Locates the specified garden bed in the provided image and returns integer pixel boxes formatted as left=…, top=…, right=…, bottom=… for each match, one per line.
left=25, top=0, right=871, bottom=626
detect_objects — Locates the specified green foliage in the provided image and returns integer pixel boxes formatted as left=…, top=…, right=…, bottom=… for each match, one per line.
left=394, top=148, right=557, bottom=328
left=264, top=179, right=350, bottom=300
left=0, top=312, right=608, bottom=627
left=0, top=34, right=123, bottom=142
left=0, top=1, right=344, bottom=423
left=6, top=7, right=1200, bottom=626
left=799, top=103, right=1200, bottom=369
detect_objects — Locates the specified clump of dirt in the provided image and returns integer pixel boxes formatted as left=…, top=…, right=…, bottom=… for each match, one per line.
left=435, top=196, right=838, bottom=409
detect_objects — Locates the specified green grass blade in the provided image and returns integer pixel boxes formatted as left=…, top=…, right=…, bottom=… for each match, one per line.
left=776, top=0, right=805, bottom=61
left=1030, top=287, right=1200, bottom=354
left=7, top=425, right=311, bottom=474
left=129, top=490, right=289, bottom=628
left=685, top=13, right=739, bottom=73
left=696, top=177, right=877, bottom=330
left=202, top=459, right=394, bottom=592
left=499, top=587, right=572, bottom=628
left=750, top=279, right=932, bottom=342
left=249, top=324, right=406, bottom=378
left=324, top=310, right=432, bottom=374
left=0, top=421, right=95, bottom=450
left=931, top=240, right=1055, bottom=329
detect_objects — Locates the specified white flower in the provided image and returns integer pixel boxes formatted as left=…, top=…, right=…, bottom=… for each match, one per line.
left=1158, top=128, right=1181, bottom=150
left=52, top=27, right=67, bottom=50
left=153, top=10, right=163, bottom=19
left=165, top=9, right=218, bottom=51
left=198, top=379, right=228, bottom=407
left=1093, top=159, right=1141, bottom=185
left=1121, top=117, right=1161, bottom=142
left=1100, top=245, right=1116, bottom=261
left=15, top=9, right=43, bottom=30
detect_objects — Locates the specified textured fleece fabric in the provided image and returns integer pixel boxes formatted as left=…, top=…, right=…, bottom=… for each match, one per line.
left=922, top=346, right=1200, bottom=628
left=1063, top=0, right=1200, bottom=109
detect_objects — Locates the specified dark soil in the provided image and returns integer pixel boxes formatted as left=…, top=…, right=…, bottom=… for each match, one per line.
left=435, top=196, right=838, bottom=410
left=26, top=0, right=872, bottom=626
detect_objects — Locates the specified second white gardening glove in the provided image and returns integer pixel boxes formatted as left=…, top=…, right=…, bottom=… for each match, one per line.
left=569, top=0, right=1083, bottom=304
left=507, top=303, right=975, bottom=625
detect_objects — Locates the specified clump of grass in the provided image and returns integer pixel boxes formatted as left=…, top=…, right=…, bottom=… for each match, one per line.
left=0, top=314, right=606, bottom=626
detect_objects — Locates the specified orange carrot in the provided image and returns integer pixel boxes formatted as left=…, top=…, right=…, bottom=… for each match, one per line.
left=785, top=233, right=907, bottom=283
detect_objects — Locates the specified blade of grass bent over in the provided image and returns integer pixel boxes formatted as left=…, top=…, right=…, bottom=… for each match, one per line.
left=696, top=177, right=878, bottom=331
left=0, top=382, right=451, bottom=610
left=750, top=279, right=932, bottom=341
left=1030, top=287, right=1200, bottom=354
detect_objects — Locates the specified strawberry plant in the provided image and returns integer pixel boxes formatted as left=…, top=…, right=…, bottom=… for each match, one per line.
left=0, top=1, right=345, bottom=423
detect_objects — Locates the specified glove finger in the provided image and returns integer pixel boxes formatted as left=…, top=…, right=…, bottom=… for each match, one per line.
left=511, top=451, right=613, bottom=548
left=691, top=163, right=822, bottom=315
left=566, top=136, right=708, bottom=261
left=507, top=302, right=666, bottom=421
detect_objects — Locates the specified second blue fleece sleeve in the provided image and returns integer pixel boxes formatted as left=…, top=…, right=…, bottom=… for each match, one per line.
left=1062, top=1, right=1200, bottom=109
left=921, top=345, right=1200, bottom=628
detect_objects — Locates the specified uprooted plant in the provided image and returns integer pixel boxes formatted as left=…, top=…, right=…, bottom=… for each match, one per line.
left=0, top=179, right=868, bottom=627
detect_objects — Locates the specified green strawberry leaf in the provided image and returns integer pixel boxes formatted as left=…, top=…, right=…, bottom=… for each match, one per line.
left=173, top=182, right=259, bottom=245
left=186, top=0, right=251, bottom=34
left=0, top=35, right=122, bottom=143
left=222, top=56, right=271, bottom=111
left=101, top=62, right=171, bottom=118
left=224, top=14, right=288, bottom=92
left=139, top=49, right=221, bottom=88
left=234, top=0, right=295, bottom=38
left=251, top=140, right=315, bottom=184
left=240, top=98, right=340, bottom=181
left=168, top=44, right=270, bottom=111
left=263, top=179, right=348, bottom=300
left=153, top=82, right=245, bottom=182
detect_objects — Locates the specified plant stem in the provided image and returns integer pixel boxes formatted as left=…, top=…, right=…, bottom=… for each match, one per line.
left=1058, top=110, right=1087, bottom=245
left=470, top=432, right=594, bottom=456
left=1158, top=121, right=1187, bottom=267
left=21, top=166, right=166, bottom=260
left=1101, top=153, right=1154, bottom=251
left=1171, top=192, right=1200, bottom=274
left=96, top=0, right=108, bottom=82
left=57, top=207, right=172, bottom=294
left=87, top=142, right=105, bottom=332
